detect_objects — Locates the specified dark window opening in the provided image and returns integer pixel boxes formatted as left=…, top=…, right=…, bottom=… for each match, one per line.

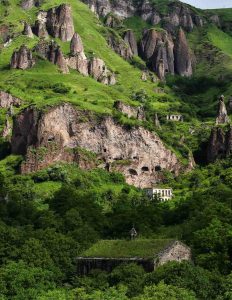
left=129, top=169, right=138, bottom=176
left=141, top=166, right=149, bottom=172
left=155, top=165, right=161, bottom=171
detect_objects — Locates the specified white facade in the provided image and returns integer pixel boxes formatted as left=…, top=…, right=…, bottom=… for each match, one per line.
left=166, top=115, right=183, bottom=122
left=146, top=188, right=173, bottom=201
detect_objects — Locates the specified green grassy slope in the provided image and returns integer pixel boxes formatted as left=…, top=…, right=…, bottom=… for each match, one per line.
left=0, top=0, right=180, bottom=115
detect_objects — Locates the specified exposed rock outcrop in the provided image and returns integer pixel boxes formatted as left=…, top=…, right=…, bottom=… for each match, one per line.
left=33, top=4, right=74, bottom=41
left=174, top=28, right=193, bottom=77
left=0, top=91, right=22, bottom=108
left=33, top=11, right=48, bottom=39
left=22, top=22, right=34, bottom=38
left=89, top=57, right=115, bottom=84
left=21, top=0, right=42, bottom=9
left=206, top=127, right=232, bottom=163
left=216, top=95, right=230, bottom=125
left=140, top=29, right=175, bottom=78
left=70, top=32, right=84, bottom=55
left=82, top=0, right=204, bottom=31
left=209, top=15, right=221, bottom=27
left=105, top=14, right=123, bottom=28
left=10, top=45, right=35, bottom=70
left=11, top=104, right=182, bottom=188
left=107, top=34, right=133, bottom=60
left=34, top=40, right=69, bottom=73
left=114, top=100, right=145, bottom=121
left=21, top=0, right=34, bottom=10
left=1, top=117, right=11, bottom=138
left=123, top=30, right=138, bottom=56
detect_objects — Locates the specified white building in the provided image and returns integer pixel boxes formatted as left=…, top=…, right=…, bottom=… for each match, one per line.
left=145, top=187, right=173, bottom=201
left=166, top=115, right=183, bottom=122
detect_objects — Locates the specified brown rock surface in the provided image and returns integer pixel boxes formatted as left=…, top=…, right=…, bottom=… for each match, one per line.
left=0, top=91, right=22, bottom=108
left=216, top=95, right=230, bottom=125
left=123, top=30, right=138, bottom=56
left=23, top=22, right=34, bottom=38
left=46, top=4, right=74, bottom=41
left=11, top=104, right=182, bottom=188
left=10, top=45, right=35, bottom=70
left=70, top=33, right=84, bottom=55
left=206, top=127, right=232, bottom=163
left=174, top=28, right=193, bottom=77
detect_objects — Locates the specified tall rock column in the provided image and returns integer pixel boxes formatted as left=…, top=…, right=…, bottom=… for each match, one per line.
left=123, top=30, right=138, bottom=56
left=174, top=28, right=193, bottom=77
left=46, top=4, right=75, bottom=41
left=216, top=95, right=230, bottom=125
left=10, top=45, right=35, bottom=70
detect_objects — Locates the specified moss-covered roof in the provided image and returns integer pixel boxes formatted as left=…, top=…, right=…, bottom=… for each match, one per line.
left=81, top=239, right=175, bottom=259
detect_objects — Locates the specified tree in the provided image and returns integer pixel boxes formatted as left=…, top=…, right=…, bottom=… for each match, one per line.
left=0, top=261, right=56, bottom=299
left=133, top=282, right=196, bottom=300
left=109, top=263, right=145, bottom=297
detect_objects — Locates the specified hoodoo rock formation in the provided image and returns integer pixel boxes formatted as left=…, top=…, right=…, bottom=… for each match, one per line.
left=123, top=30, right=138, bottom=56
left=10, top=45, right=35, bottom=70
left=216, top=95, right=230, bottom=125
left=34, top=40, right=69, bottom=73
left=140, top=29, right=175, bottom=78
left=11, top=104, right=182, bottom=188
left=22, top=22, right=34, bottom=38
left=174, top=28, right=193, bottom=77
left=139, top=28, right=193, bottom=79
left=33, top=4, right=74, bottom=41
left=107, top=34, right=133, bottom=60
left=207, top=127, right=232, bottom=163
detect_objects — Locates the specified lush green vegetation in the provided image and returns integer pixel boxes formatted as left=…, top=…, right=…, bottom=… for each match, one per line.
left=1, top=0, right=232, bottom=299
left=82, top=239, right=174, bottom=258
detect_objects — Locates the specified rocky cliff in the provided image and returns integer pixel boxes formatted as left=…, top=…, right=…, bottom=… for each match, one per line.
left=83, top=0, right=204, bottom=32
left=139, top=28, right=193, bottom=79
left=207, top=127, right=232, bottom=163
left=11, top=103, right=182, bottom=188
left=10, top=45, right=35, bottom=70
left=32, top=4, right=74, bottom=41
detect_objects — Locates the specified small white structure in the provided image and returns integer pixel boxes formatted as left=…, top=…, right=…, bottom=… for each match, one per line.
left=166, top=115, right=183, bottom=122
left=145, top=187, right=173, bottom=201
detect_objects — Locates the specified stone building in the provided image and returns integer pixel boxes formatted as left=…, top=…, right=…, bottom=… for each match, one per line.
left=77, top=239, right=191, bottom=275
left=166, top=114, right=183, bottom=122
left=145, top=187, right=173, bottom=201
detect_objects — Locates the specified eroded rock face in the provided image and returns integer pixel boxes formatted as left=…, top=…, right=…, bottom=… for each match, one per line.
left=216, top=95, right=230, bottom=125
left=123, top=30, right=138, bottom=56
left=21, top=0, right=42, bottom=9
left=89, top=57, right=115, bottom=84
left=34, top=40, right=69, bottom=73
left=82, top=0, right=203, bottom=31
left=21, top=0, right=34, bottom=10
left=114, top=101, right=145, bottom=120
left=140, top=29, right=175, bottom=78
left=70, top=33, right=84, bottom=55
left=174, top=28, right=193, bottom=77
left=46, top=4, right=75, bottom=41
left=0, top=91, right=22, bottom=108
left=23, top=22, right=34, bottom=38
left=33, top=4, right=74, bottom=41
left=33, top=11, right=48, bottom=38
left=1, top=117, right=11, bottom=138
left=10, top=45, right=35, bottom=70
left=11, top=104, right=182, bottom=188
left=108, top=34, right=133, bottom=60
left=206, top=127, right=232, bottom=163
